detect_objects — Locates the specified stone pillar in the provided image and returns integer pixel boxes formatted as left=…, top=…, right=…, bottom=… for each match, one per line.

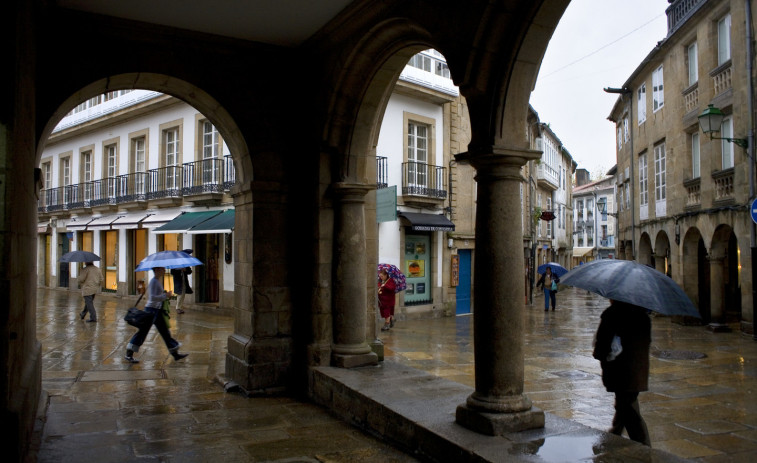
left=331, top=182, right=378, bottom=368
left=708, top=253, right=731, bottom=332
left=455, top=149, right=544, bottom=435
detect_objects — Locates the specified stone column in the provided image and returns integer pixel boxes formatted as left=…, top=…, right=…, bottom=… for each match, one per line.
left=331, top=182, right=378, bottom=368
left=708, top=253, right=731, bottom=332
left=455, top=149, right=544, bottom=435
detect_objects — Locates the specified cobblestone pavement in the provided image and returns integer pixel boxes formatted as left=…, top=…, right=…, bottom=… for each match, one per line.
left=381, top=287, right=757, bottom=462
left=32, top=286, right=757, bottom=462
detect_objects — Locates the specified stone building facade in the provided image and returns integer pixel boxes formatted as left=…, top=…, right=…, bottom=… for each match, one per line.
left=608, top=0, right=755, bottom=332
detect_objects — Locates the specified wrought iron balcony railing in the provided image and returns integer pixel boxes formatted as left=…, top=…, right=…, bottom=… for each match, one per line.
left=401, top=161, right=447, bottom=199
left=38, top=156, right=237, bottom=213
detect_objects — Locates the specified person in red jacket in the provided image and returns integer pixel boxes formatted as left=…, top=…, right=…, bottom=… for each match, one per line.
left=378, top=269, right=396, bottom=331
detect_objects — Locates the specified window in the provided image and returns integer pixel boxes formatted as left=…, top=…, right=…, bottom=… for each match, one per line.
left=546, top=198, right=552, bottom=237
left=407, top=121, right=429, bottom=188
left=43, top=162, right=51, bottom=190
left=623, top=118, right=629, bottom=141
left=132, top=137, right=146, bottom=193
left=639, top=153, right=648, bottom=206
left=718, top=13, right=731, bottom=65
left=637, top=84, right=646, bottom=124
left=61, top=157, right=70, bottom=187
left=654, top=143, right=666, bottom=202
left=409, top=53, right=431, bottom=72
left=687, top=42, right=698, bottom=86
left=652, top=66, right=664, bottom=112
left=105, top=144, right=117, bottom=197
left=81, top=150, right=92, bottom=200
left=691, top=133, right=700, bottom=178
left=201, top=121, right=221, bottom=184
left=617, top=126, right=622, bottom=150
left=625, top=183, right=630, bottom=209
left=163, top=128, right=180, bottom=189
left=721, top=117, right=734, bottom=169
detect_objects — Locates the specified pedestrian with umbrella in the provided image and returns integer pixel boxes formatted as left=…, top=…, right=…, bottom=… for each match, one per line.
left=536, top=265, right=562, bottom=312
left=61, top=251, right=104, bottom=322
left=560, top=259, right=701, bottom=447
left=77, top=260, right=103, bottom=322
left=170, top=249, right=196, bottom=314
left=125, top=250, right=199, bottom=363
left=377, top=263, right=406, bottom=331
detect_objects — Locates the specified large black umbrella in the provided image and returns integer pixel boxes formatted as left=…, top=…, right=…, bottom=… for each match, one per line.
left=59, top=250, right=101, bottom=263
left=560, top=259, right=700, bottom=317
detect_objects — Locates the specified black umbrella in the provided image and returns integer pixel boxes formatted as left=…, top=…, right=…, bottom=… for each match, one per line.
left=59, top=250, right=101, bottom=263
left=560, top=259, right=700, bottom=317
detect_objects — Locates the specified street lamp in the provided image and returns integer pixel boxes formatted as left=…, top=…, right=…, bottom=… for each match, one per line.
left=697, top=104, right=748, bottom=149
left=596, top=197, right=618, bottom=218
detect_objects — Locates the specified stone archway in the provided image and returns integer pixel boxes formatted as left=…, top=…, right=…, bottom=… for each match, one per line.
left=682, top=226, right=709, bottom=321
left=638, top=232, right=653, bottom=266
left=709, top=225, right=740, bottom=331
left=653, top=230, right=671, bottom=276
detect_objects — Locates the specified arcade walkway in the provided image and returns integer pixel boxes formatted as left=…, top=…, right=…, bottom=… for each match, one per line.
left=31, top=287, right=756, bottom=462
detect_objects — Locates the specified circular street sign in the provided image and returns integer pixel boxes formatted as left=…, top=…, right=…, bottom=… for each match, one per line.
left=752, top=198, right=757, bottom=225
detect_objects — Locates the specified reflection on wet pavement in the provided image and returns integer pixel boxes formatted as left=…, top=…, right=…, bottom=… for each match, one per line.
left=382, top=287, right=757, bottom=461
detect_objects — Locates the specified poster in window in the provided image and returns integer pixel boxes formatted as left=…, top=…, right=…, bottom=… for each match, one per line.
left=416, top=283, right=426, bottom=294
left=407, top=259, right=424, bottom=278
left=415, top=242, right=426, bottom=254
left=405, top=242, right=415, bottom=254
left=450, top=254, right=459, bottom=287
left=406, top=283, right=414, bottom=295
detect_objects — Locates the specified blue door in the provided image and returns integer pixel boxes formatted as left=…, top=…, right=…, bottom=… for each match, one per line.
left=456, top=249, right=471, bottom=314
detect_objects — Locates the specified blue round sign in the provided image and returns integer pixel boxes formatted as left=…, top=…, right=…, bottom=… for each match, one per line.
left=751, top=197, right=757, bottom=225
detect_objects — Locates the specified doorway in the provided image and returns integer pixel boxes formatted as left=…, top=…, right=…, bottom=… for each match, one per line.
left=456, top=249, right=471, bottom=315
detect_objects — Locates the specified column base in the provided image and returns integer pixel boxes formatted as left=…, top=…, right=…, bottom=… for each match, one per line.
left=707, top=323, right=732, bottom=333
left=456, top=403, right=545, bottom=435
left=332, top=351, right=378, bottom=368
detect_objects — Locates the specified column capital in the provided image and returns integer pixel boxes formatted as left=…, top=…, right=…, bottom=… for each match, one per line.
left=456, top=145, right=542, bottom=169
left=330, top=182, right=374, bottom=201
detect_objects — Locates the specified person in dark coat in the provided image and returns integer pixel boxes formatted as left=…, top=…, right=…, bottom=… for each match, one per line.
left=593, top=300, right=652, bottom=446
left=170, top=249, right=194, bottom=314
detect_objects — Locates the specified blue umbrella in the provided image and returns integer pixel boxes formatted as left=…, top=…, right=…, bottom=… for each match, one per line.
left=537, top=262, right=568, bottom=277
left=59, top=250, right=100, bottom=263
left=560, top=259, right=700, bottom=317
left=135, top=250, right=203, bottom=271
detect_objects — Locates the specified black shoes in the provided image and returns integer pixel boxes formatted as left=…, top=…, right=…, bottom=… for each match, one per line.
left=390, top=317, right=395, bottom=328
left=125, top=350, right=139, bottom=363
left=87, top=319, right=97, bottom=322
left=79, top=310, right=86, bottom=319
left=381, top=323, right=391, bottom=331
left=172, top=353, right=188, bottom=361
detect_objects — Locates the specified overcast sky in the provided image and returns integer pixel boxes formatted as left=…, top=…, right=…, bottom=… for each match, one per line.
left=529, top=0, right=670, bottom=178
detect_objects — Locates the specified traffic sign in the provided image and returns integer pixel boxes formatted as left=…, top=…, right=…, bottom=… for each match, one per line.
left=751, top=198, right=757, bottom=225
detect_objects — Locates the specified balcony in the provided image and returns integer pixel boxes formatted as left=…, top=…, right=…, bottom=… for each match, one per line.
left=535, top=162, right=558, bottom=191
left=683, top=177, right=701, bottom=209
left=712, top=168, right=734, bottom=203
left=711, top=62, right=732, bottom=97
left=401, top=161, right=447, bottom=206
left=38, top=155, right=236, bottom=214
left=683, top=84, right=699, bottom=114
left=666, top=0, right=707, bottom=36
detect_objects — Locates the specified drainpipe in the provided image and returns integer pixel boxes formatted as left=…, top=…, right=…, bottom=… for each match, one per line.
left=746, top=0, right=756, bottom=340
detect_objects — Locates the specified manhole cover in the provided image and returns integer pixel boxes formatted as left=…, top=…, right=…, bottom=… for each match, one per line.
left=652, top=350, right=707, bottom=360
left=552, top=370, right=595, bottom=379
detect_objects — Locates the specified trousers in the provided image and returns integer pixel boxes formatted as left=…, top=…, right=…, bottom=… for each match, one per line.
left=127, top=307, right=180, bottom=353
left=610, top=391, right=650, bottom=446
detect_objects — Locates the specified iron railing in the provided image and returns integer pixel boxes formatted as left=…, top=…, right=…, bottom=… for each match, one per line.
left=401, top=161, right=447, bottom=199
left=377, top=156, right=388, bottom=189
left=38, top=156, right=237, bottom=212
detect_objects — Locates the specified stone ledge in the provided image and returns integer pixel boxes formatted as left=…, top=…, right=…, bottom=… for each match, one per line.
left=310, top=361, right=689, bottom=462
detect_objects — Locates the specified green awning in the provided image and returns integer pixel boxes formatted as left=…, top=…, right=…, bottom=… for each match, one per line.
left=186, top=209, right=235, bottom=234
left=152, top=211, right=223, bottom=234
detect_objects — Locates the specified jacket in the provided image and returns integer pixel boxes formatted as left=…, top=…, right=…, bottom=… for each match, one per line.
left=536, top=272, right=559, bottom=290
left=77, top=264, right=103, bottom=297
left=593, top=301, right=651, bottom=392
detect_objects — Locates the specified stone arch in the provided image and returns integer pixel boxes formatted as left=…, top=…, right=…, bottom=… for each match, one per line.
left=708, top=224, right=740, bottom=329
left=682, top=226, right=709, bottom=321
left=638, top=232, right=653, bottom=266
left=653, top=230, right=671, bottom=275
left=35, top=73, right=252, bottom=187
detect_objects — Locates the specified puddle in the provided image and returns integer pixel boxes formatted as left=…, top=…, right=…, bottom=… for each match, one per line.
left=511, top=434, right=601, bottom=462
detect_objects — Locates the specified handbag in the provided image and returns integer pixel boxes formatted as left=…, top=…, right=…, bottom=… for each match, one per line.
left=124, top=294, right=153, bottom=329
left=551, top=280, right=558, bottom=291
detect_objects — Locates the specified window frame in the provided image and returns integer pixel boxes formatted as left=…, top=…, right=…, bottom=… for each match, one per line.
left=639, top=153, right=648, bottom=206
left=687, top=42, right=698, bottom=86
left=652, top=65, right=664, bottom=112
left=718, top=13, right=732, bottom=66
left=721, top=116, right=734, bottom=169
left=654, top=143, right=666, bottom=202
left=637, top=83, right=647, bottom=124
left=691, top=132, right=700, bottom=178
